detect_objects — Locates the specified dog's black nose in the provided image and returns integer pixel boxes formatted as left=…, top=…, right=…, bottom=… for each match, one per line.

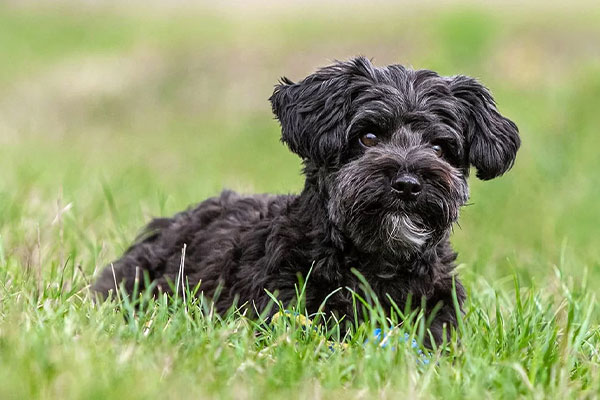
left=391, top=174, right=422, bottom=200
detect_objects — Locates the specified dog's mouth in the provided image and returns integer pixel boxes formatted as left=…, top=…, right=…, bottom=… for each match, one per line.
left=383, top=189, right=461, bottom=229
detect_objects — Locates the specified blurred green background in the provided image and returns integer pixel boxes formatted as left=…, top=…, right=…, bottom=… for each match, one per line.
left=0, top=1, right=599, bottom=290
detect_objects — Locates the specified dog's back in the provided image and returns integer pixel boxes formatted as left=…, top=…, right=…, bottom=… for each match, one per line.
left=92, top=190, right=295, bottom=302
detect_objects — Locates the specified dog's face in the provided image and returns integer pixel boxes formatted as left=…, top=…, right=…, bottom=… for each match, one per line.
left=270, top=57, right=520, bottom=256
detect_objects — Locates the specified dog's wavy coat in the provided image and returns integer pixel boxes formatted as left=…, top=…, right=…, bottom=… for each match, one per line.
left=93, top=57, right=519, bottom=344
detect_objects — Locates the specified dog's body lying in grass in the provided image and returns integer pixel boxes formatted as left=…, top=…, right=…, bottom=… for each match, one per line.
left=93, top=57, right=519, bottom=345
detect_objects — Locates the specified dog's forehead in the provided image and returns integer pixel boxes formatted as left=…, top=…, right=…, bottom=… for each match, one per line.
left=360, top=67, right=454, bottom=112
left=348, top=67, right=462, bottom=138
left=348, top=75, right=446, bottom=124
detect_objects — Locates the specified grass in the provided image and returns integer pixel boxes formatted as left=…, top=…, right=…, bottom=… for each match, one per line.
left=1, top=2, right=599, bottom=398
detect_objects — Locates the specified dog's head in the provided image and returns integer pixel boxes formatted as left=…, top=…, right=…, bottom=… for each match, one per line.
left=270, top=57, right=520, bottom=256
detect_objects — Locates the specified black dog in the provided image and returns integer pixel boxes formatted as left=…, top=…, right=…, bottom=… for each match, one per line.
left=93, top=57, right=519, bottom=344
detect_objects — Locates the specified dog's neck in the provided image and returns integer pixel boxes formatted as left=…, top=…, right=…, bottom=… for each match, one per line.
left=294, top=178, right=348, bottom=248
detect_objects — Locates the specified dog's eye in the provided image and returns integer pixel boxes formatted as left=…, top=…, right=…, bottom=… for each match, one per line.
left=431, top=144, right=443, bottom=157
left=359, top=133, right=379, bottom=148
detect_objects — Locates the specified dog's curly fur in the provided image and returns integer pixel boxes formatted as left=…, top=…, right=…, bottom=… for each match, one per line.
left=93, top=57, right=520, bottom=345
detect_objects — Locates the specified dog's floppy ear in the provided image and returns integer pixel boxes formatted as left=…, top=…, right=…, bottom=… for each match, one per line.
left=448, top=76, right=520, bottom=180
left=270, top=57, right=373, bottom=164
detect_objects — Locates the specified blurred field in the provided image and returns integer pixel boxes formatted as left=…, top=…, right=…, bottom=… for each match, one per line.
left=1, top=2, right=599, bottom=399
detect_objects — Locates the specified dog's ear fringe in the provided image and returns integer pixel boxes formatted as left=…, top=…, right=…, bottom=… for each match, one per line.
left=448, top=75, right=520, bottom=180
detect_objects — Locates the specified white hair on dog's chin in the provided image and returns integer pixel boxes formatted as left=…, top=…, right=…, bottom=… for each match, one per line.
left=384, top=214, right=432, bottom=249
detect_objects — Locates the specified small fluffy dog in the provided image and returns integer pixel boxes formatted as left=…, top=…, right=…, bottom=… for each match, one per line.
left=93, top=57, right=519, bottom=344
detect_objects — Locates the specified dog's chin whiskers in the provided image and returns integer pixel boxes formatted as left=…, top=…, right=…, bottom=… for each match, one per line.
left=384, top=214, right=432, bottom=250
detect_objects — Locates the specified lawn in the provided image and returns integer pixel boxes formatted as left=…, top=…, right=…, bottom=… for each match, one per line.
left=0, top=2, right=599, bottom=399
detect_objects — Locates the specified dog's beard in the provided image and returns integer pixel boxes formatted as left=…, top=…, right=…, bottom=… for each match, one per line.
left=329, top=186, right=443, bottom=256
left=383, top=214, right=432, bottom=250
